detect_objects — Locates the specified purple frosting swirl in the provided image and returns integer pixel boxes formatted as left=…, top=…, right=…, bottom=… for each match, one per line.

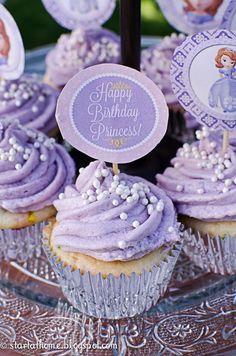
left=141, top=33, right=185, bottom=105
left=157, top=134, right=236, bottom=221
left=52, top=160, right=179, bottom=262
left=0, top=75, right=59, bottom=134
left=46, top=28, right=120, bottom=87
left=0, top=121, right=75, bottom=213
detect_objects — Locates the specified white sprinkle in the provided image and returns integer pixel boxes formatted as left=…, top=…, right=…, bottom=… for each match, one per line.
left=15, top=100, right=22, bottom=107
left=87, top=189, right=94, bottom=196
left=225, top=179, right=232, bottom=187
left=132, top=220, right=140, bottom=228
left=23, top=154, right=29, bottom=160
left=95, top=170, right=101, bottom=178
left=222, top=187, right=229, bottom=194
left=147, top=204, right=154, bottom=215
left=81, top=193, right=88, bottom=200
left=112, top=199, right=119, bottom=206
left=174, top=162, right=181, bottom=168
left=211, top=176, right=217, bottom=183
left=197, top=188, right=204, bottom=194
left=210, top=141, right=216, bottom=148
left=15, top=163, right=22, bottom=170
left=120, top=212, right=128, bottom=220
left=116, top=186, right=124, bottom=195
left=88, top=195, right=96, bottom=203
left=218, top=173, right=224, bottom=180
left=132, top=193, right=139, bottom=201
left=101, top=169, right=109, bottom=177
left=59, top=193, right=65, bottom=200
left=40, top=154, right=47, bottom=162
left=9, top=137, right=16, bottom=145
left=93, top=179, right=100, bottom=189
left=34, top=142, right=40, bottom=148
left=150, top=196, right=158, bottom=203
left=176, top=185, right=183, bottom=192
left=25, top=148, right=31, bottom=154
left=168, top=227, right=174, bottom=233
left=156, top=200, right=164, bottom=212
left=113, top=175, right=119, bottom=182
left=79, top=167, right=84, bottom=174
left=32, top=105, right=39, bottom=113
left=118, top=240, right=126, bottom=249
left=139, top=190, right=145, bottom=198
left=126, top=196, right=133, bottom=204
left=224, top=160, right=232, bottom=169
left=97, top=193, right=105, bottom=201
left=142, top=198, right=148, bottom=206
left=8, top=156, right=15, bottom=162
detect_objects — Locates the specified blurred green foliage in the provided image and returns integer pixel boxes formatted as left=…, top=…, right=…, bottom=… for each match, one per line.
left=5, top=0, right=174, bottom=49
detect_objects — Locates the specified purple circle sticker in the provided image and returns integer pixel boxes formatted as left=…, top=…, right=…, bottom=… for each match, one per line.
left=56, top=64, right=169, bottom=163
left=156, top=0, right=228, bottom=35
left=221, top=0, right=236, bottom=30
left=171, top=29, right=236, bottom=131
left=42, top=0, right=116, bottom=30
left=0, top=5, right=24, bottom=79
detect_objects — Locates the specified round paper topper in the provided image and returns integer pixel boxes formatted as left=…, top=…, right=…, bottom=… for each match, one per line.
left=42, top=0, right=116, bottom=30
left=171, top=29, right=236, bottom=131
left=221, top=0, right=236, bottom=30
left=0, top=5, right=24, bottom=79
left=156, top=0, right=228, bottom=34
left=56, top=64, right=169, bottom=163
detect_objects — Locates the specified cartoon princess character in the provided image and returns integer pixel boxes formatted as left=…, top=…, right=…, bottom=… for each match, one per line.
left=69, top=0, right=98, bottom=14
left=209, top=48, right=236, bottom=113
left=183, top=0, right=223, bottom=25
left=0, top=19, right=10, bottom=65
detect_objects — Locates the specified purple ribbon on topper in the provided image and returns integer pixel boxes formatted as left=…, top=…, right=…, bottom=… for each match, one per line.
left=56, top=64, right=169, bottom=163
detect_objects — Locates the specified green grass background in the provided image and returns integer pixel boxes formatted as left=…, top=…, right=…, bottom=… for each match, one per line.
left=5, top=0, right=174, bottom=50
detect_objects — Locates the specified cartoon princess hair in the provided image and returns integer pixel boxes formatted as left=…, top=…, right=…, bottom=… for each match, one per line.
left=215, top=48, right=236, bottom=68
left=0, top=19, right=10, bottom=59
left=183, top=0, right=223, bottom=16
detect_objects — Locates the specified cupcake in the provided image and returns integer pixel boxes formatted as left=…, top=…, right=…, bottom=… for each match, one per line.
left=45, top=28, right=120, bottom=89
left=0, top=75, right=59, bottom=136
left=156, top=127, right=236, bottom=275
left=0, top=120, right=75, bottom=262
left=141, top=33, right=196, bottom=142
left=43, top=160, right=182, bottom=319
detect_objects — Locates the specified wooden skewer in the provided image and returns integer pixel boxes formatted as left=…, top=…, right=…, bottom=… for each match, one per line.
left=222, top=130, right=229, bottom=154
left=112, top=163, right=119, bottom=176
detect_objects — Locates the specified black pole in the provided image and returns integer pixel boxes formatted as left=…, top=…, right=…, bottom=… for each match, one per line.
left=120, top=0, right=141, bottom=71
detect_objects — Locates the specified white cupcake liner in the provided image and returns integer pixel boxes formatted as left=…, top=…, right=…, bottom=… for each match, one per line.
left=0, top=221, right=46, bottom=262
left=43, top=237, right=183, bottom=319
left=183, top=228, right=236, bottom=275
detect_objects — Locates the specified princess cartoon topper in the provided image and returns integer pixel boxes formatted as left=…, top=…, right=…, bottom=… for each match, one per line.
left=156, top=0, right=228, bottom=34
left=0, top=5, right=24, bottom=79
left=209, top=48, right=236, bottom=113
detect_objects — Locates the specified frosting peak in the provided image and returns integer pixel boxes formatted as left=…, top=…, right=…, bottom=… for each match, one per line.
left=157, top=128, right=236, bottom=221
left=53, top=161, right=179, bottom=262
left=0, top=120, right=75, bottom=213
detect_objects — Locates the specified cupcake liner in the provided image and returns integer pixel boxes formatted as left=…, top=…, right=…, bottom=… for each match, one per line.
left=43, top=237, right=183, bottom=319
left=0, top=221, right=46, bottom=262
left=183, top=227, right=236, bottom=275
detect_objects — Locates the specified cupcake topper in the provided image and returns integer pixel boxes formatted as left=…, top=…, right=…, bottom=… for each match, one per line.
left=41, top=0, right=116, bottom=30
left=56, top=63, right=169, bottom=164
left=156, top=0, right=228, bottom=35
left=171, top=30, right=236, bottom=136
left=221, top=0, right=236, bottom=30
left=0, top=5, right=24, bottom=79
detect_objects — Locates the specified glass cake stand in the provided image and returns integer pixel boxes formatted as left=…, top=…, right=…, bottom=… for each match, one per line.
left=0, top=45, right=235, bottom=356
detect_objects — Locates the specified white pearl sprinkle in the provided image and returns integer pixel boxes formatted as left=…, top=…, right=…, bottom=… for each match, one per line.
left=95, top=170, right=102, bottom=178
left=120, top=212, right=128, bottom=220
left=32, top=105, right=39, bottom=113
left=147, top=204, right=154, bottom=215
left=126, top=196, right=133, bottom=204
left=176, top=185, right=183, bottom=192
left=132, top=221, right=140, bottom=228
left=34, top=142, right=40, bottom=148
left=222, top=187, right=229, bottom=193
left=168, top=227, right=174, bottom=233
left=87, top=189, right=94, bottom=196
left=15, top=163, right=22, bottom=170
left=225, top=179, right=232, bottom=187
left=40, top=154, right=47, bottom=162
left=79, top=167, right=84, bottom=174
left=112, top=199, right=119, bottom=206
left=142, top=198, right=148, bottom=206
left=59, top=193, right=65, bottom=200
left=101, top=169, right=109, bottom=177
left=211, top=176, right=217, bottom=183
left=150, top=196, right=158, bottom=203
left=9, top=137, right=16, bottom=145
left=81, top=193, right=88, bottom=200
left=113, top=175, right=119, bottom=181
left=118, top=240, right=126, bottom=249
left=197, top=188, right=204, bottom=194
left=156, top=201, right=164, bottom=212
left=88, top=195, right=96, bottom=203
left=93, top=179, right=100, bottom=189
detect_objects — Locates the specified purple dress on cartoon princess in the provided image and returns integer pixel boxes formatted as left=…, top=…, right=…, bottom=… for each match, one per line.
left=209, top=48, right=236, bottom=113
left=69, top=0, right=98, bottom=14
left=183, top=0, right=223, bottom=25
